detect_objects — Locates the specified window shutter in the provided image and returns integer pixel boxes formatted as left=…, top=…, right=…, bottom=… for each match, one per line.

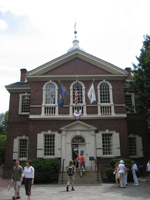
left=37, top=133, right=44, bottom=158
left=96, top=133, right=103, bottom=157
left=113, top=132, right=120, bottom=157
left=13, top=138, right=19, bottom=160
left=137, top=136, right=143, bottom=157
left=55, top=133, right=61, bottom=157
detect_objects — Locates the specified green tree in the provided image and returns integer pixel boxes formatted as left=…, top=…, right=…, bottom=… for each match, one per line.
left=130, top=35, right=150, bottom=124
left=0, top=111, right=8, bottom=135
left=0, top=134, right=7, bottom=166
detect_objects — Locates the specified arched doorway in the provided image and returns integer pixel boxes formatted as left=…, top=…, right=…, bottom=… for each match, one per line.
left=71, top=136, right=86, bottom=167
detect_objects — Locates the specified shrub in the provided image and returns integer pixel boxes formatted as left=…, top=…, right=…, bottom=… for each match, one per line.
left=105, top=158, right=140, bottom=182
left=22, top=158, right=60, bottom=183
left=0, top=135, right=7, bottom=165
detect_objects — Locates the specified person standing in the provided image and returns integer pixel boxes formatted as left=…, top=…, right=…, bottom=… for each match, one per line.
left=22, top=160, right=35, bottom=200
left=118, top=160, right=126, bottom=188
left=124, top=164, right=130, bottom=186
left=77, top=153, right=85, bottom=177
left=146, top=159, right=150, bottom=181
left=11, top=160, right=23, bottom=200
left=131, top=161, right=139, bottom=186
left=114, top=162, right=120, bottom=187
left=66, top=160, right=76, bottom=191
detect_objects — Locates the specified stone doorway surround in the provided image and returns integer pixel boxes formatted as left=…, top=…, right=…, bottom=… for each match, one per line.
left=60, top=121, right=97, bottom=170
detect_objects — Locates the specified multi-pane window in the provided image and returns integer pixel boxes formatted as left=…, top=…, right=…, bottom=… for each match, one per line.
left=125, top=95, right=132, bottom=108
left=129, top=137, right=137, bottom=156
left=45, top=84, right=55, bottom=104
left=102, top=134, right=113, bottom=155
left=19, top=139, right=28, bottom=158
left=73, top=83, right=83, bottom=103
left=44, top=135, right=55, bottom=156
left=21, top=95, right=30, bottom=113
left=100, top=83, right=110, bottom=103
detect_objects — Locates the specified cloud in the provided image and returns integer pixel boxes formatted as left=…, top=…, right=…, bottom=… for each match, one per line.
left=0, top=19, right=8, bottom=30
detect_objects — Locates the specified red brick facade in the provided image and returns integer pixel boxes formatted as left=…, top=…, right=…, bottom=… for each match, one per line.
left=3, top=54, right=149, bottom=178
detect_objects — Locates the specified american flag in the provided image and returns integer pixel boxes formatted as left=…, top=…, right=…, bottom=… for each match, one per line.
left=75, top=81, right=78, bottom=104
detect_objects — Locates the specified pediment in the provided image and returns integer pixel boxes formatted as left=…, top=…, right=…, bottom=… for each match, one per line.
left=60, top=121, right=97, bottom=131
left=26, top=49, right=128, bottom=77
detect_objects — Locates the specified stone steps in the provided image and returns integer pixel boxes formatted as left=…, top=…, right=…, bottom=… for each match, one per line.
left=58, top=170, right=102, bottom=184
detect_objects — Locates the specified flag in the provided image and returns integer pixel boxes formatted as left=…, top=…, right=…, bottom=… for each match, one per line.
left=74, top=110, right=82, bottom=120
left=58, top=84, right=66, bottom=109
left=74, top=81, right=78, bottom=104
left=87, top=83, right=96, bottom=104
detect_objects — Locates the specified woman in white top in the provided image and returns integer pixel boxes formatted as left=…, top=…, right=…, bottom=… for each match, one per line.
left=118, top=160, right=126, bottom=188
left=131, top=161, right=139, bottom=185
left=22, top=160, right=35, bottom=200
left=146, top=160, right=150, bottom=181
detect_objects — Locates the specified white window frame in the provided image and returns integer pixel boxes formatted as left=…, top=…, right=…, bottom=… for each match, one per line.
left=13, top=136, right=28, bottom=161
left=96, top=130, right=120, bottom=158
left=37, top=130, right=61, bottom=158
left=125, top=93, right=136, bottom=113
left=69, top=81, right=87, bottom=116
left=97, top=80, right=114, bottom=115
left=19, top=93, right=30, bottom=115
left=41, top=80, right=58, bottom=116
left=128, top=134, right=143, bottom=158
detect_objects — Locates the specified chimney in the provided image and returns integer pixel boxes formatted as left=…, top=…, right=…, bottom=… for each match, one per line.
left=125, top=67, right=132, bottom=80
left=20, top=68, right=27, bottom=82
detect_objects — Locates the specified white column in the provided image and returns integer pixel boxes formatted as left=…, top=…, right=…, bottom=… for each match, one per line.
left=61, top=131, right=66, bottom=170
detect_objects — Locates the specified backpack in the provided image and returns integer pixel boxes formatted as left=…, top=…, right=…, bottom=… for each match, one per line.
left=67, top=165, right=74, bottom=176
left=82, top=156, right=85, bottom=163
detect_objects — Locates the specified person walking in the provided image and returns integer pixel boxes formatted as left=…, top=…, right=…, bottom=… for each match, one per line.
left=124, top=164, right=130, bottom=186
left=114, top=162, right=120, bottom=187
left=118, top=160, right=126, bottom=188
left=146, top=159, right=150, bottom=181
left=77, top=153, right=85, bottom=177
left=66, top=160, right=76, bottom=191
left=131, top=161, right=139, bottom=186
left=11, top=160, right=23, bottom=200
left=22, top=160, right=35, bottom=200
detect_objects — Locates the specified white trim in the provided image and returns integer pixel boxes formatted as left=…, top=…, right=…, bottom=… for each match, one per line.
left=69, top=81, right=87, bottom=116
left=125, top=93, right=136, bottom=113
left=29, top=113, right=127, bottom=120
left=13, top=136, right=29, bottom=161
left=19, top=94, right=31, bottom=115
left=41, top=80, right=58, bottom=115
left=97, top=80, right=115, bottom=115
left=26, top=50, right=128, bottom=76
left=96, top=130, right=120, bottom=158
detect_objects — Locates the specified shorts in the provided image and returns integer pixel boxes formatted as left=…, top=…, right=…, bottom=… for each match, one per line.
left=68, top=175, right=75, bottom=183
left=14, top=181, right=21, bottom=191
left=80, top=163, right=85, bottom=170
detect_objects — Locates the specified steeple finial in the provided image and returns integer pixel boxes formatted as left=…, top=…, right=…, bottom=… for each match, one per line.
left=74, top=22, right=77, bottom=39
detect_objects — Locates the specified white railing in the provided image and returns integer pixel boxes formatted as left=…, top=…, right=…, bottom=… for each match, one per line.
left=73, top=105, right=84, bottom=115
left=44, top=106, right=56, bottom=115
left=98, top=104, right=115, bottom=115
left=101, top=105, right=111, bottom=114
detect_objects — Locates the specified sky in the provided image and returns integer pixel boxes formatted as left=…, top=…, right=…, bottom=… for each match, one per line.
left=0, top=0, right=150, bottom=113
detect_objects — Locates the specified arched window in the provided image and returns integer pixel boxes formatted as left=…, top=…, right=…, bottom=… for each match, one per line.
left=72, top=136, right=85, bottom=144
left=97, top=80, right=114, bottom=115
left=100, top=83, right=110, bottom=103
left=45, top=83, right=55, bottom=104
left=73, top=83, right=83, bottom=103
left=42, top=81, right=58, bottom=115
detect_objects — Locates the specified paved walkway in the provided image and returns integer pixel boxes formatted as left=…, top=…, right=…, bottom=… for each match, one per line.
left=0, top=181, right=150, bottom=200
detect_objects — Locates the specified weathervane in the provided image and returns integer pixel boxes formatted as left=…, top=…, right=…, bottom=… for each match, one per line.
left=74, top=22, right=77, bottom=40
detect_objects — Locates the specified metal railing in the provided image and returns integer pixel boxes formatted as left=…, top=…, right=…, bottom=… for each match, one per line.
left=62, top=159, right=65, bottom=182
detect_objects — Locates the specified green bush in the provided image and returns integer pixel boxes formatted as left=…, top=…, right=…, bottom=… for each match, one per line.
left=22, top=158, right=60, bottom=183
left=105, top=158, right=140, bottom=182
left=0, top=135, right=7, bottom=165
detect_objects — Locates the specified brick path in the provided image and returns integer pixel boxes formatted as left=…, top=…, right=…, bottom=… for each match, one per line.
left=0, top=177, right=9, bottom=192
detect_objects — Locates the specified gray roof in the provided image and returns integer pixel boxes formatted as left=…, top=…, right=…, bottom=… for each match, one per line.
left=5, top=81, right=30, bottom=87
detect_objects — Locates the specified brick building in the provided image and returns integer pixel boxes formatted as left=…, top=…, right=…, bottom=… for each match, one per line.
left=3, top=38, right=149, bottom=178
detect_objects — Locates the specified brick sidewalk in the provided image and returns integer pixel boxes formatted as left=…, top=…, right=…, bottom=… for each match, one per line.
left=0, top=177, right=9, bottom=192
